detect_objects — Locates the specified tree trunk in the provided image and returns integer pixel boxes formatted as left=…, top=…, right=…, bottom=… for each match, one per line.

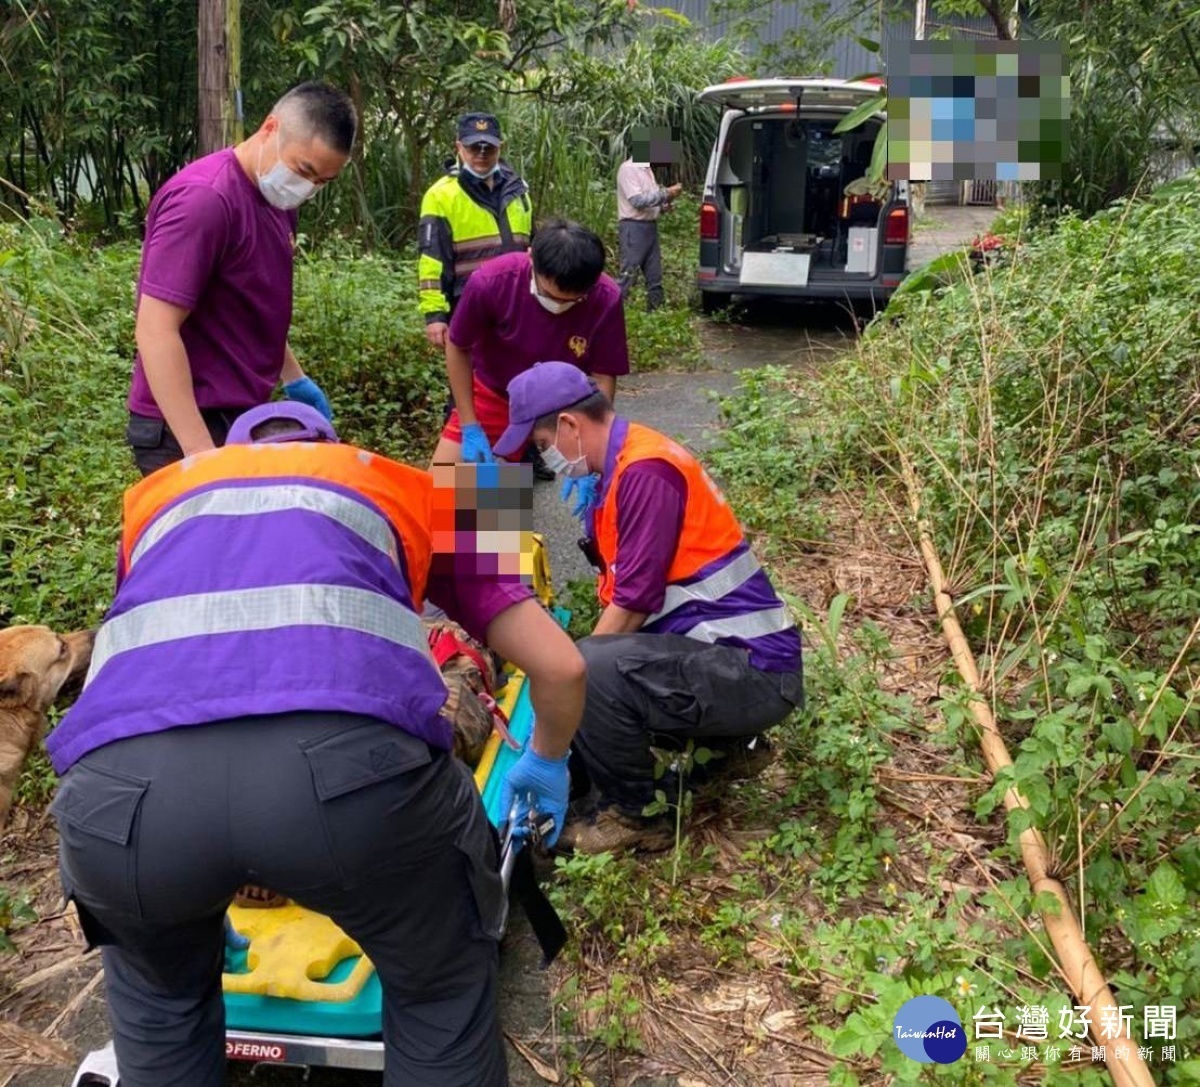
left=978, top=0, right=1015, bottom=40
left=226, top=0, right=243, bottom=144
left=197, top=0, right=228, bottom=155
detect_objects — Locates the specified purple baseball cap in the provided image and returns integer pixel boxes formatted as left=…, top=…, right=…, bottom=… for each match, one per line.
left=226, top=402, right=340, bottom=445
left=494, top=362, right=598, bottom=458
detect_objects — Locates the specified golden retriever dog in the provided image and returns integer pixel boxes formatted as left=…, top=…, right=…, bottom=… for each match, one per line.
left=0, top=625, right=94, bottom=831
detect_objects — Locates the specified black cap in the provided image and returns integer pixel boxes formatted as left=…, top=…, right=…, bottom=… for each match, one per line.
left=457, top=112, right=502, bottom=147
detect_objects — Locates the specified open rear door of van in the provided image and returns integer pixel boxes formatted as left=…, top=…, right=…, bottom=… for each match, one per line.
left=696, top=78, right=885, bottom=114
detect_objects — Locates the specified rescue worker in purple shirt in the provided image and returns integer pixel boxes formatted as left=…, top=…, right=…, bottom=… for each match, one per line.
left=429, top=219, right=630, bottom=469
left=495, top=363, right=805, bottom=854
left=126, top=82, right=355, bottom=477
left=50, top=402, right=584, bottom=1087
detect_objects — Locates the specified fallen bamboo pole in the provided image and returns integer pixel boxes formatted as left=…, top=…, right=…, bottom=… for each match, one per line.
left=900, top=457, right=1154, bottom=1087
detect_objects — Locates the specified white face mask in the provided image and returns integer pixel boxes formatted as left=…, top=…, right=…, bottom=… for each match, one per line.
left=258, top=131, right=317, bottom=210
left=529, top=274, right=579, bottom=315
left=461, top=160, right=500, bottom=180
left=542, top=420, right=589, bottom=478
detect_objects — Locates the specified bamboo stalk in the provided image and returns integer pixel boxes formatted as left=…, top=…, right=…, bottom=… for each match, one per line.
left=900, top=457, right=1154, bottom=1087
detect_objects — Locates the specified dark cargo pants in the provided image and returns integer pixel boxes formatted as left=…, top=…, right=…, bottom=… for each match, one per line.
left=126, top=407, right=243, bottom=477
left=52, top=712, right=508, bottom=1087
left=573, top=633, right=804, bottom=813
left=617, top=219, right=665, bottom=311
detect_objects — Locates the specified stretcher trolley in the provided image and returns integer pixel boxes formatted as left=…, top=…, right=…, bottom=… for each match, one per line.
left=72, top=537, right=569, bottom=1085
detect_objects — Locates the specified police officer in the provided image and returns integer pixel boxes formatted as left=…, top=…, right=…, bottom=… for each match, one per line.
left=494, top=363, right=805, bottom=854
left=418, top=113, right=533, bottom=350
left=50, top=402, right=584, bottom=1087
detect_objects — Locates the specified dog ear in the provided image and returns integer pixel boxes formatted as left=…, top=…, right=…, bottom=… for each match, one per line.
left=0, top=672, right=35, bottom=708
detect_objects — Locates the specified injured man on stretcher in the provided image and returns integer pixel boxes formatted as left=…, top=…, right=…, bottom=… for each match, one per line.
left=48, top=402, right=584, bottom=1087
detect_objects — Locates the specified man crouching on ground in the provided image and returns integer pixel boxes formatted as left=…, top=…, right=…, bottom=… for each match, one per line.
left=494, top=362, right=804, bottom=854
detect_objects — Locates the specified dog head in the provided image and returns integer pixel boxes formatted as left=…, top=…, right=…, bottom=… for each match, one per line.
left=0, top=626, right=95, bottom=715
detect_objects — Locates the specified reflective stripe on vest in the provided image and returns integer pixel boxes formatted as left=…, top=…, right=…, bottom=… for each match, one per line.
left=120, top=443, right=433, bottom=605
left=87, top=583, right=429, bottom=684
left=678, top=605, right=794, bottom=645
left=643, top=546, right=763, bottom=627
left=129, top=485, right=399, bottom=571
left=595, top=422, right=745, bottom=606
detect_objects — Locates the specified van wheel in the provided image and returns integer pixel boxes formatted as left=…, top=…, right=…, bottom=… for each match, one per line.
left=700, top=291, right=731, bottom=316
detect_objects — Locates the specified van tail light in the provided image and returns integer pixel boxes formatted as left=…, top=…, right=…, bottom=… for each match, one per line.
left=700, top=202, right=719, bottom=240
left=885, top=206, right=909, bottom=245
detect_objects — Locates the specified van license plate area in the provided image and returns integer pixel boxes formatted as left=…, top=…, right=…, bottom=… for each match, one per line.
left=740, top=251, right=811, bottom=287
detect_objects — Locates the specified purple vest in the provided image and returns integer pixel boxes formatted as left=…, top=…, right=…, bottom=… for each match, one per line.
left=49, top=476, right=450, bottom=773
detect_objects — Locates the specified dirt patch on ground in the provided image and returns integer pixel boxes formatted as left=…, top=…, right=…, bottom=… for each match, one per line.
left=529, top=489, right=1030, bottom=1086
left=0, top=808, right=105, bottom=1087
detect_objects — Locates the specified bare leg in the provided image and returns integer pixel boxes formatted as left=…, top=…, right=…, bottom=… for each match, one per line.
left=429, top=437, right=464, bottom=466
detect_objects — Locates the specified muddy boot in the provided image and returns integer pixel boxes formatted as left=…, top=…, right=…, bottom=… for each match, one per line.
left=558, top=808, right=674, bottom=854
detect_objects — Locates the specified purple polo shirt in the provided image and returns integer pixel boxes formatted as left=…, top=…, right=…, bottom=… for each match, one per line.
left=448, top=251, right=630, bottom=394
left=128, top=149, right=298, bottom=417
left=598, top=417, right=687, bottom=613
left=598, top=418, right=801, bottom=672
left=427, top=576, right=532, bottom=643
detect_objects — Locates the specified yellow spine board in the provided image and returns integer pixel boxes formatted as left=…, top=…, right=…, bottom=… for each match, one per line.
left=223, top=904, right=373, bottom=1002
left=472, top=664, right=525, bottom=792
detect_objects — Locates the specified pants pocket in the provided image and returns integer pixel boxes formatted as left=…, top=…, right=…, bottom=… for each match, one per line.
left=451, top=770, right=505, bottom=942
left=300, top=723, right=434, bottom=888
left=616, top=654, right=703, bottom=730
left=51, top=762, right=150, bottom=924
left=780, top=665, right=805, bottom=711
left=125, top=414, right=166, bottom=450
left=681, top=648, right=789, bottom=736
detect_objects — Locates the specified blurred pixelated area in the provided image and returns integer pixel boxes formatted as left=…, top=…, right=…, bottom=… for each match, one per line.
left=888, top=40, right=1068, bottom=182
left=630, top=124, right=683, bottom=165
left=430, top=463, right=535, bottom=582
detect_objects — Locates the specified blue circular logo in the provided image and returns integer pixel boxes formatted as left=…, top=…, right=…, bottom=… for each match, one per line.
left=892, top=996, right=967, bottom=1064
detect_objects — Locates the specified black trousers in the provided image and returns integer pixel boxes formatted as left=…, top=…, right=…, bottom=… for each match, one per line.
left=573, top=633, right=804, bottom=813
left=126, top=408, right=243, bottom=477
left=52, top=712, right=508, bottom=1087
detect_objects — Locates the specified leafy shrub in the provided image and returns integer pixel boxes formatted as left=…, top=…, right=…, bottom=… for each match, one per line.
left=289, top=242, right=444, bottom=462
left=708, top=173, right=1200, bottom=1073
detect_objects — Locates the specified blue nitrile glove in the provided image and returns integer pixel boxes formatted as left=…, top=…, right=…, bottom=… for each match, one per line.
left=461, top=422, right=495, bottom=464
left=224, top=913, right=250, bottom=951
left=282, top=376, right=333, bottom=421
left=560, top=474, right=600, bottom=519
left=499, top=747, right=571, bottom=848
left=223, top=913, right=250, bottom=973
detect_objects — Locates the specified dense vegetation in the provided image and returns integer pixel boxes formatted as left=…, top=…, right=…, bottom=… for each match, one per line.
left=5, top=1, right=1200, bottom=1081
left=0, top=0, right=737, bottom=243
left=693, top=177, right=1200, bottom=1082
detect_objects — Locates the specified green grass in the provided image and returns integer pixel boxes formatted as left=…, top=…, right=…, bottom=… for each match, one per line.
left=542, top=176, right=1200, bottom=1084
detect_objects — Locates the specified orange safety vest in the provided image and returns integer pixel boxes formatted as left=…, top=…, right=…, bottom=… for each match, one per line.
left=52, top=442, right=448, bottom=773
left=593, top=423, right=744, bottom=607
left=121, top=443, right=434, bottom=603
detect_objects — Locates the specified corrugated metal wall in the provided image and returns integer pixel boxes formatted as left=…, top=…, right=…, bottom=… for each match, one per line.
left=657, top=1, right=1000, bottom=79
